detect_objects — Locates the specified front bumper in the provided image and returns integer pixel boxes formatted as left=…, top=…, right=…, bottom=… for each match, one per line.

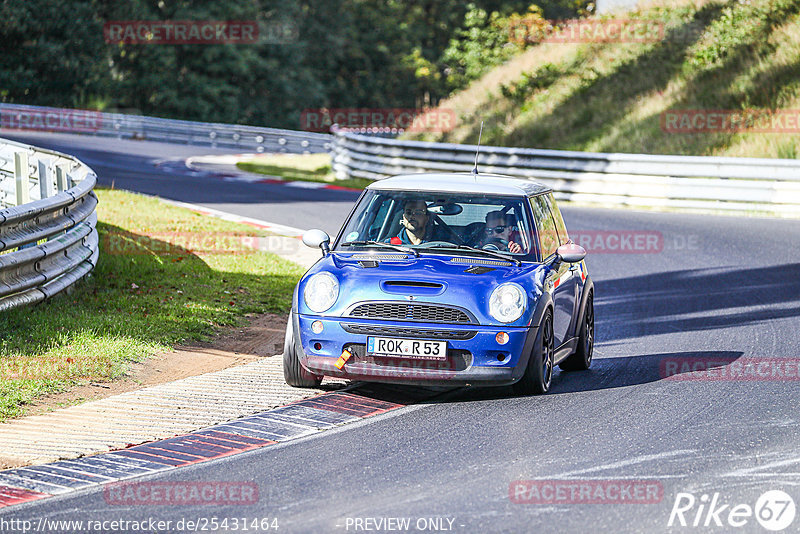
left=295, top=314, right=537, bottom=386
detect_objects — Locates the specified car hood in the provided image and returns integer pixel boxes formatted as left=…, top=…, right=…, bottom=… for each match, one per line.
left=297, top=252, right=548, bottom=327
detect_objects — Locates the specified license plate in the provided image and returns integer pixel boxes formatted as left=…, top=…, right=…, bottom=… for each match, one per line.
left=367, top=337, right=447, bottom=360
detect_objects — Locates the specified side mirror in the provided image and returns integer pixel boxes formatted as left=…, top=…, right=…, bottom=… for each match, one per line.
left=302, top=229, right=331, bottom=256
left=557, top=242, right=586, bottom=264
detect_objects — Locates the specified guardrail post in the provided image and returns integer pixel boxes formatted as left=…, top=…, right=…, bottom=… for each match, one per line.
left=14, top=152, right=30, bottom=206
left=56, top=165, right=70, bottom=192
left=38, top=160, right=54, bottom=199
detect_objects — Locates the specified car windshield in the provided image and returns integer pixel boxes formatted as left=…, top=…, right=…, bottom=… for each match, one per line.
left=334, top=189, right=537, bottom=260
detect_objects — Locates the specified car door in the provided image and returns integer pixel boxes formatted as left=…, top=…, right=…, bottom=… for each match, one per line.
left=547, top=194, right=580, bottom=345
left=531, top=194, right=576, bottom=348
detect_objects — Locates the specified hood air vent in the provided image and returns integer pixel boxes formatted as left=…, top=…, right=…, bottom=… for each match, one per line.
left=464, top=265, right=495, bottom=274
left=383, top=281, right=443, bottom=289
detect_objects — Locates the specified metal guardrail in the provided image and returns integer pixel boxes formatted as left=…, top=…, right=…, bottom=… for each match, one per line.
left=0, top=103, right=331, bottom=154
left=330, top=127, right=800, bottom=215
left=0, top=138, right=99, bottom=311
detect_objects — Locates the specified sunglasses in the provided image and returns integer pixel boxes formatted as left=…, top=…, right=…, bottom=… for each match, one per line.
left=404, top=209, right=427, bottom=217
left=486, top=225, right=508, bottom=234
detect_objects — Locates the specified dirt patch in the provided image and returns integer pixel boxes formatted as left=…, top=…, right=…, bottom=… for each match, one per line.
left=20, top=313, right=289, bottom=418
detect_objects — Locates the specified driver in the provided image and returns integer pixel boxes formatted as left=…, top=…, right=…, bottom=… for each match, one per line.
left=481, top=211, right=522, bottom=253
left=390, top=200, right=432, bottom=245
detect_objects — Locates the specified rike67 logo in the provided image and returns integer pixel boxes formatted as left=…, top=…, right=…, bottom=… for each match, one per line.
left=668, top=490, right=796, bottom=531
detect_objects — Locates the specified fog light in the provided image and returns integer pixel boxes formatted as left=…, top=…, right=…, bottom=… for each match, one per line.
left=496, top=331, right=509, bottom=345
left=311, top=320, right=324, bottom=334
left=313, top=342, right=322, bottom=351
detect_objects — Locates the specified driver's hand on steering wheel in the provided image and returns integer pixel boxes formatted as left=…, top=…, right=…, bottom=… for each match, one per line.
left=508, top=241, right=522, bottom=254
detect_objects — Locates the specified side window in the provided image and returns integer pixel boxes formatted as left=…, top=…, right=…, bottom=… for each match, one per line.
left=530, top=195, right=559, bottom=259
left=544, top=193, right=569, bottom=245
left=508, top=203, right=533, bottom=255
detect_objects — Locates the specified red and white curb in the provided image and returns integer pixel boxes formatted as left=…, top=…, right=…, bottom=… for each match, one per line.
left=157, top=198, right=306, bottom=239
left=249, top=177, right=360, bottom=192
left=0, top=392, right=405, bottom=510
left=182, top=154, right=362, bottom=191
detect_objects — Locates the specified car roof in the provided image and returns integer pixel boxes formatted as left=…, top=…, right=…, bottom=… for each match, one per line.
left=366, top=173, right=551, bottom=197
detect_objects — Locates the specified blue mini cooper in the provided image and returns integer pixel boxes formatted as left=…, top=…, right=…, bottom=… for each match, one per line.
left=283, top=173, right=594, bottom=395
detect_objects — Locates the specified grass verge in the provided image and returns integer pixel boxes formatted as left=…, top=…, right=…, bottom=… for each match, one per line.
left=411, top=0, right=800, bottom=158
left=237, top=153, right=374, bottom=190
left=0, top=189, right=305, bottom=421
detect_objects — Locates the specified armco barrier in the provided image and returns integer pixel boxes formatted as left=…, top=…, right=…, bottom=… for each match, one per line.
left=0, top=138, right=99, bottom=311
left=0, top=103, right=331, bottom=154
left=330, top=127, right=800, bottom=215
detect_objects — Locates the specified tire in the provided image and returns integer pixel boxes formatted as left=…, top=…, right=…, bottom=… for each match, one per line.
left=559, top=292, right=594, bottom=371
left=283, top=314, right=323, bottom=388
left=513, top=309, right=555, bottom=395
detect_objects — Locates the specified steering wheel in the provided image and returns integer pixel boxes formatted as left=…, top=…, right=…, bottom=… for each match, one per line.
left=419, top=240, right=459, bottom=248
left=482, top=237, right=509, bottom=251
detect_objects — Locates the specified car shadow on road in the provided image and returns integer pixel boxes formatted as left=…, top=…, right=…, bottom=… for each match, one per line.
left=595, top=263, right=800, bottom=342
left=342, top=350, right=746, bottom=405
left=548, top=350, right=746, bottom=395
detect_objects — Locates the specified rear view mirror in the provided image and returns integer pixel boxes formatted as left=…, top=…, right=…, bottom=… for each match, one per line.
left=557, top=242, right=586, bottom=263
left=427, top=202, right=462, bottom=216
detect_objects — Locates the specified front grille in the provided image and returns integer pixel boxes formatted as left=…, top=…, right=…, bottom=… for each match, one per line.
left=341, top=323, right=476, bottom=340
left=347, top=302, right=474, bottom=324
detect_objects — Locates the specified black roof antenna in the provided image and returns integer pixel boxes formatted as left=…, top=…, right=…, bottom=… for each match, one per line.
left=471, top=121, right=484, bottom=177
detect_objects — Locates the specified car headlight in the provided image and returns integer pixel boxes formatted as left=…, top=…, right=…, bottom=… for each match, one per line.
left=303, top=272, right=339, bottom=313
left=489, top=283, right=526, bottom=323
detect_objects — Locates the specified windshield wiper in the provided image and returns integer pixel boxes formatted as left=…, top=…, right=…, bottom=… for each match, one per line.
left=341, top=240, right=419, bottom=257
left=427, top=243, right=521, bottom=266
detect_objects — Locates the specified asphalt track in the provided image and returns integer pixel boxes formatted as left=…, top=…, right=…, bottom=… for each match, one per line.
left=2, top=131, right=800, bottom=533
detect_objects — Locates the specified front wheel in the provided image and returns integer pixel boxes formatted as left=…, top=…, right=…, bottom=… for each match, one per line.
left=513, top=310, right=555, bottom=395
left=283, top=315, right=323, bottom=388
left=560, top=292, right=594, bottom=371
